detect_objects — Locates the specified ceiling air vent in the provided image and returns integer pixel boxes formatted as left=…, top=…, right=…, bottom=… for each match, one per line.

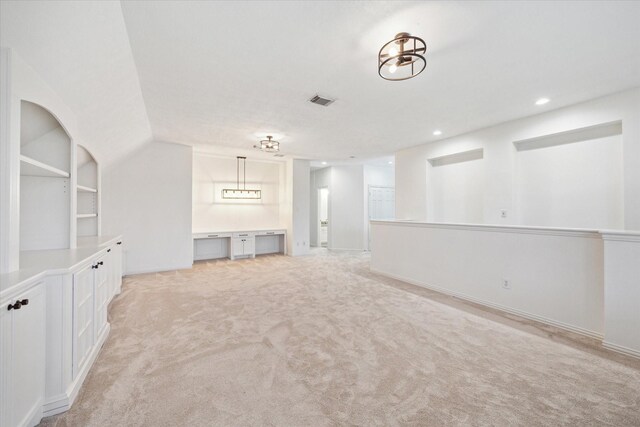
left=309, top=94, right=335, bottom=107
left=273, top=154, right=285, bottom=157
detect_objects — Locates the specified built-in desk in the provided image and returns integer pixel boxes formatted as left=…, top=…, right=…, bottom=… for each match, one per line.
left=193, top=229, right=287, bottom=261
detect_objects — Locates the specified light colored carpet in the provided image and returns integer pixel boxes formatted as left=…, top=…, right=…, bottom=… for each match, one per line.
left=41, top=250, right=640, bottom=426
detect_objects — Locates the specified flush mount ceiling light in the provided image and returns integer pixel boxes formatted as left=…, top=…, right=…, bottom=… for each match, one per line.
left=378, top=32, right=427, bottom=81
left=433, top=130, right=442, bottom=136
left=222, top=156, right=261, bottom=199
left=535, top=97, right=550, bottom=105
left=254, top=135, right=280, bottom=153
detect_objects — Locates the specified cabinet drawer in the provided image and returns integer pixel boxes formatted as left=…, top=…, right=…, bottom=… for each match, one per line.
left=232, top=232, right=255, bottom=238
left=254, top=230, right=284, bottom=236
left=194, top=232, right=232, bottom=239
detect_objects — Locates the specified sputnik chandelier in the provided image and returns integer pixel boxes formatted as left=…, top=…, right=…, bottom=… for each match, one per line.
left=378, top=32, right=427, bottom=81
left=254, top=135, right=280, bottom=153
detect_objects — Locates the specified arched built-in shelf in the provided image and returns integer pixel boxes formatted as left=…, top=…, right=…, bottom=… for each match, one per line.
left=19, top=100, right=72, bottom=251
left=76, top=144, right=100, bottom=237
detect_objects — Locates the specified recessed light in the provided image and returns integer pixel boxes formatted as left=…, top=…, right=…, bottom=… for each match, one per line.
left=433, top=130, right=442, bottom=136
left=321, top=161, right=327, bottom=165
left=535, top=97, right=550, bottom=106
left=388, top=161, right=393, bottom=165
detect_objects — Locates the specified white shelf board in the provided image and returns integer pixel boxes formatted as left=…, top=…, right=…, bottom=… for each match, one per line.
left=77, top=185, right=97, bottom=193
left=77, top=213, right=98, bottom=219
left=428, top=148, right=484, bottom=167
left=20, top=154, right=70, bottom=178
left=513, top=120, right=622, bottom=152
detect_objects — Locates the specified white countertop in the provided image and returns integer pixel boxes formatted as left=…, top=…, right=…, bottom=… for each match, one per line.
left=1, top=235, right=122, bottom=299
left=192, top=228, right=286, bottom=236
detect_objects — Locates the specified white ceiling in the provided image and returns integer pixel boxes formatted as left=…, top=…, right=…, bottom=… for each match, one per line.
left=2, top=1, right=640, bottom=166
left=0, top=1, right=152, bottom=166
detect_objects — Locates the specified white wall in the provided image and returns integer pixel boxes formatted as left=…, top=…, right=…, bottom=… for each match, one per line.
left=309, top=167, right=331, bottom=247
left=395, top=88, right=640, bottom=230
left=286, top=159, right=310, bottom=256
left=330, top=166, right=365, bottom=250
left=192, top=153, right=283, bottom=232
left=371, top=221, right=604, bottom=338
left=102, top=141, right=193, bottom=275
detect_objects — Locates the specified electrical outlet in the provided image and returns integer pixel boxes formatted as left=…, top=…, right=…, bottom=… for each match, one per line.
left=502, top=279, right=511, bottom=290
left=500, top=209, right=507, bottom=218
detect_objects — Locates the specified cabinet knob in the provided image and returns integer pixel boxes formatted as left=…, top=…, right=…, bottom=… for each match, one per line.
left=7, top=300, right=24, bottom=310
left=92, top=264, right=98, bottom=269
left=107, top=249, right=111, bottom=253
left=98, top=261, right=104, bottom=265
left=117, top=242, right=122, bottom=245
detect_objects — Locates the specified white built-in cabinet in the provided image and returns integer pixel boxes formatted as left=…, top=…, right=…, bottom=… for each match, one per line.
left=232, top=233, right=256, bottom=259
left=0, top=280, right=46, bottom=427
left=193, top=230, right=286, bottom=261
left=0, top=86, right=119, bottom=426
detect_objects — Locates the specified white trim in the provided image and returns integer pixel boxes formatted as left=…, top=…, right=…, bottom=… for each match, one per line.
left=17, top=397, right=43, bottom=427
left=124, top=263, right=194, bottom=276
left=370, top=220, right=603, bottom=238
left=600, top=231, right=640, bottom=242
left=371, top=268, right=604, bottom=341
left=42, top=394, right=70, bottom=417
left=603, top=341, right=640, bottom=359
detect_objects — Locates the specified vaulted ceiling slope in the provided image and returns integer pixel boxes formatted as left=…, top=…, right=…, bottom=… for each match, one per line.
left=0, top=0, right=152, bottom=167
left=120, top=1, right=640, bottom=160
left=2, top=1, right=640, bottom=165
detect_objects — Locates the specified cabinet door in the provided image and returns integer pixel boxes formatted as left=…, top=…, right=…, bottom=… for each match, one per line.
left=243, top=237, right=255, bottom=255
left=232, top=238, right=245, bottom=257
left=73, top=264, right=94, bottom=377
left=1, top=283, right=45, bottom=427
left=94, top=257, right=109, bottom=340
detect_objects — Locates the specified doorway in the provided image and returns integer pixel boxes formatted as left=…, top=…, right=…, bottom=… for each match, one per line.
left=318, top=187, right=329, bottom=247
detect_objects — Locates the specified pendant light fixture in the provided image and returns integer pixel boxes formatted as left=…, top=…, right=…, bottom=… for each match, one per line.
left=222, top=156, right=261, bottom=199
left=378, top=32, right=427, bottom=81
left=254, top=135, right=280, bottom=153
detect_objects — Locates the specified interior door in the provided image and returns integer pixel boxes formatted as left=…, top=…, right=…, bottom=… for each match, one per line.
left=368, top=186, right=395, bottom=249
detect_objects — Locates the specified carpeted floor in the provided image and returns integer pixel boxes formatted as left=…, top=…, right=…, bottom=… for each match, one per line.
left=41, top=250, right=640, bottom=426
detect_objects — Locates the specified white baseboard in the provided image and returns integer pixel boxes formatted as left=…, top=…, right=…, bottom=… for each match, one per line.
left=124, top=264, right=193, bottom=276
left=42, top=393, right=70, bottom=417
left=603, top=341, right=640, bottom=359
left=371, top=268, right=604, bottom=341
left=18, top=397, right=43, bottom=427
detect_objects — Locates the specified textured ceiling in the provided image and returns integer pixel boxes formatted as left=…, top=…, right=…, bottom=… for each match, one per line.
left=2, top=1, right=640, bottom=166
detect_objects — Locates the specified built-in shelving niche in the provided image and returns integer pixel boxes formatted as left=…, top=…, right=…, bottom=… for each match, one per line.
left=77, top=145, right=99, bottom=237
left=19, top=100, right=72, bottom=251
left=513, top=121, right=624, bottom=229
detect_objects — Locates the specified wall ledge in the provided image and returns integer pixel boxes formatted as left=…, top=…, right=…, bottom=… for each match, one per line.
left=371, top=220, right=603, bottom=238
